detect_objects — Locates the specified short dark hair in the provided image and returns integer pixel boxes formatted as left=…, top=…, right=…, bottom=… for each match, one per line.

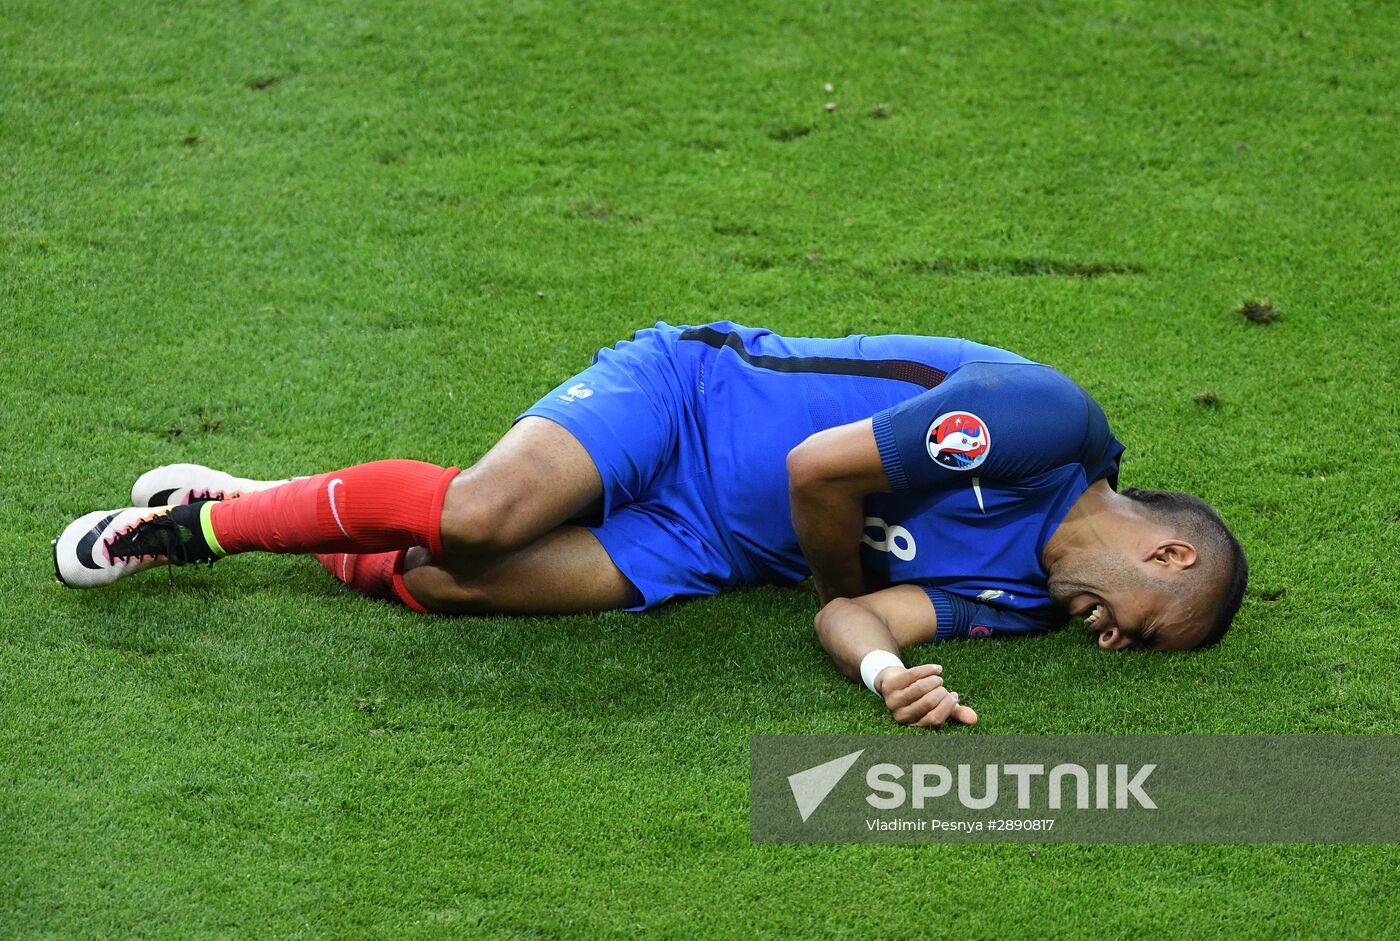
left=1121, top=488, right=1248, bottom=649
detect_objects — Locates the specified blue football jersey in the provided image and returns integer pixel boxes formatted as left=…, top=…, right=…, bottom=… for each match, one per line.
left=672, top=323, right=1125, bottom=640
left=863, top=361, right=1124, bottom=638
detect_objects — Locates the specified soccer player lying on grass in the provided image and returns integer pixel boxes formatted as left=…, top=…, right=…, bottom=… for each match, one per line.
left=54, top=322, right=1247, bottom=728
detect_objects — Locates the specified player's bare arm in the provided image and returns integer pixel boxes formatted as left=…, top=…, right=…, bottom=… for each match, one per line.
left=813, top=585, right=979, bottom=727
left=786, top=418, right=890, bottom=605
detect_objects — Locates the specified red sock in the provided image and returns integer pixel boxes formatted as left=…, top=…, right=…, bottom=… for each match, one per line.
left=315, top=550, right=399, bottom=599
left=313, top=549, right=431, bottom=614
left=209, top=460, right=460, bottom=556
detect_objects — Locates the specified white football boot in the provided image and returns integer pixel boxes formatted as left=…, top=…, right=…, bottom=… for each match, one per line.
left=131, top=463, right=288, bottom=507
left=52, top=503, right=217, bottom=589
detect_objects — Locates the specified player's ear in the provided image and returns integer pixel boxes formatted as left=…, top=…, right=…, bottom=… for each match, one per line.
left=1150, top=540, right=1197, bottom=571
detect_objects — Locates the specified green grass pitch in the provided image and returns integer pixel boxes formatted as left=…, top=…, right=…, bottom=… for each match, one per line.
left=3, top=0, right=1398, bottom=936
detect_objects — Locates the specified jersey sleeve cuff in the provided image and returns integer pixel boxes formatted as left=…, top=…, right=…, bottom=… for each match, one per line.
left=922, top=587, right=967, bottom=641
left=871, top=409, right=910, bottom=493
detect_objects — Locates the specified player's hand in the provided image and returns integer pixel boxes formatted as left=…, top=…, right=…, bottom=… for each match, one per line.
left=875, top=663, right=979, bottom=728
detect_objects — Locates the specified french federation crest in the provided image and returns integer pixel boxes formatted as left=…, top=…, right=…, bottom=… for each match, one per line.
left=926, top=411, right=990, bottom=471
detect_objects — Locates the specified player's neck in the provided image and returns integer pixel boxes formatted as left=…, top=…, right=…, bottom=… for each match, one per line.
left=1042, top=480, right=1126, bottom=571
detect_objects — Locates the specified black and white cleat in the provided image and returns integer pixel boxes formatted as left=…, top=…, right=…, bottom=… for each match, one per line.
left=131, top=463, right=284, bottom=507
left=53, top=504, right=215, bottom=589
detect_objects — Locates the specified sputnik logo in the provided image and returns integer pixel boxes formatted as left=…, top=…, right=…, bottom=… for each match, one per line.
left=787, top=749, right=865, bottom=822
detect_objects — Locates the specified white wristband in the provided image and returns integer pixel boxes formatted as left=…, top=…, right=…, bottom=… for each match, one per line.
left=859, top=650, right=905, bottom=696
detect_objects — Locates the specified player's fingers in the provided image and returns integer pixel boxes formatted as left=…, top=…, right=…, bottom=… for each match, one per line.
left=896, top=687, right=948, bottom=725
left=875, top=667, right=911, bottom=695
left=896, top=663, right=942, bottom=684
left=915, top=691, right=961, bottom=728
left=885, top=673, right=944, bottom=710
left=875, top=664, right=930, bottom=697
left=951, top=704, right=978, bottom=726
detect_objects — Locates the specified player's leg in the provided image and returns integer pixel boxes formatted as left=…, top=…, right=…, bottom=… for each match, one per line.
left=54, top=325, right=683, bottom=590
left=312, top=548, right=405, bottom=601
left=53, top=417, right=602, bottom=588
left=205, top=416, right=600, bottom=558
left=316, top=470, right=741, bottom=617
left=126, top=417, right=606, bottom=560
left=436, top=417, right=603, bottom=557
left=399, top=527, right=637, bottom=614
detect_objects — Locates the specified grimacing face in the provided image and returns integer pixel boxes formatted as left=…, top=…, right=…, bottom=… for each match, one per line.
left=1047, top=548, right=1208, bottom=652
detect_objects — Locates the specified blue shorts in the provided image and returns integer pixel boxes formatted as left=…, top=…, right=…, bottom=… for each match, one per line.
left=517, top=325, right=758, bottom=611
